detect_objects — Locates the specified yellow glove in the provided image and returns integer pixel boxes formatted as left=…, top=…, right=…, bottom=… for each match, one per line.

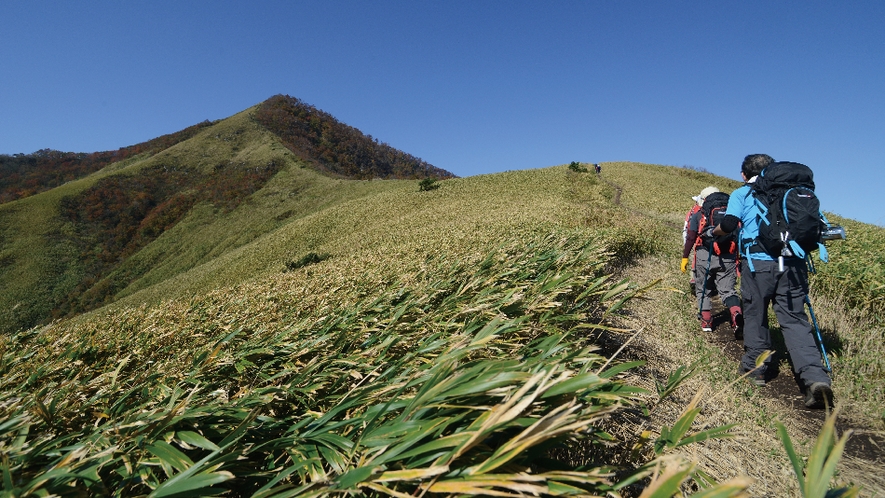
left=681, top=258, right=689, bottom=273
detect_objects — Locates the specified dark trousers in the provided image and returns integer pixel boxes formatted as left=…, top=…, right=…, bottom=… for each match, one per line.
left=740, top=258, right=831, bottom=388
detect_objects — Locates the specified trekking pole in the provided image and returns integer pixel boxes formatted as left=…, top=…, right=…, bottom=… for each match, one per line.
left=698, top=239, right=714, bottom=317
left=804, top=296, right=832, bottom=372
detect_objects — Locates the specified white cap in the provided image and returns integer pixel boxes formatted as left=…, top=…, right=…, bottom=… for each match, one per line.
left=693, top=186, right=719, bottom=205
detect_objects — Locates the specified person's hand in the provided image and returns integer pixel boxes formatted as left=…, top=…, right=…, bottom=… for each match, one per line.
left=681, top=258, right=689, bottom=273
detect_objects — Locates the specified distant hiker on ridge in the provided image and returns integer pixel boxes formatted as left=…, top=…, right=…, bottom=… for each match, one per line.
left=682, top=186, right=743, bottom=335
left=594, top=163, right=601, bottom=174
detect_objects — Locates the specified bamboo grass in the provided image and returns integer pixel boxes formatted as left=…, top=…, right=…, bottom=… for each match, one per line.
left=1, top=235, right=745, bottom=496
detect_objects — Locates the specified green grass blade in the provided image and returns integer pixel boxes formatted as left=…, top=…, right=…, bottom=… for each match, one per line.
left=775, top=420, right=807, bottom=496
left=146, top=441, right=195, bottom=473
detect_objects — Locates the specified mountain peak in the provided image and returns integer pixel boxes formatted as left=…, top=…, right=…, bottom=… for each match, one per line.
left=254, top=94, right=455, bottom=181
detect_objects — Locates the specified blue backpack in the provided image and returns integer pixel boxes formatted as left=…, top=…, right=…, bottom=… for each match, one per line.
left=749, top=161, right=829, bottom=263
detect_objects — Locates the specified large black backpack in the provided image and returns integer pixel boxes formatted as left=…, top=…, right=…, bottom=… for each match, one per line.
left=698, top=191, right=736, bottom=254
left=750, top=161, right=828, bottom=260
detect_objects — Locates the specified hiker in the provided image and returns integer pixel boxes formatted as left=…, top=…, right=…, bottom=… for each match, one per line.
left=682, top=186, right=742, bottom=335
left=711, top=154, right=833, bottom=409
left=594, top=163, right=601, bottom=174
left=682, top=189, right=706, bottom=293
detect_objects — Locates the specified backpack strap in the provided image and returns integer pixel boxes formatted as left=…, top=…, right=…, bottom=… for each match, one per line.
left=744, top=241, right=756, bottom=272
left=817, top=211, right=830, bottom=263
left=741, top=194, right=771, bottom=272
left=754, top=195, right=771, bottom=228
left=788, top=240, right=806, bottom=259
left=817, top=243, right=829, bottom=263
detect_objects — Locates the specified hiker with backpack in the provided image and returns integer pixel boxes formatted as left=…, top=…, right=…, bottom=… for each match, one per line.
left=682, top=186, right=743, bottom=335
left=682, top=188, right=708, bottom=294
left=711, top=154, right=834, bottom=409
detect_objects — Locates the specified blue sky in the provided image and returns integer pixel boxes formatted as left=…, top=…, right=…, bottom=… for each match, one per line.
left=2, top=1, right=883, bottom=225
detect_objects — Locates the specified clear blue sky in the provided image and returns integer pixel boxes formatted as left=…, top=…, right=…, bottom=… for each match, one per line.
left=2, top=1, right=883, bottom=225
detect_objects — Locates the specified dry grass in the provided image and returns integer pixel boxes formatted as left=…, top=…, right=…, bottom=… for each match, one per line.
left=1, top=160, right=874, bottom=496
left=617, top=254, right=884, bottom=496
left=4, top=231, right=739, bottom=495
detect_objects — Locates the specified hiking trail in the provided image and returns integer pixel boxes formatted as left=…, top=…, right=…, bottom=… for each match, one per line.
left=702, top=298, right=885, bottom=466
left=594, top=171, right=885, bottom=494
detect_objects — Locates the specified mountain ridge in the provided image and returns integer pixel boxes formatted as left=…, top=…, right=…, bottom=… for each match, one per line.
left=0, top=96, right=455, bottom=334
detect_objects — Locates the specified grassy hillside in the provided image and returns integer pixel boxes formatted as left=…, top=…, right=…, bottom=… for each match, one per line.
left=4, top=155, right=882, bottom=495
left=0, top=108, right=283, bottom=333
left=0, top=121, right=214, bottom=203
left=0, top=100, right=456, bottom=335
left=0, top=164, right=664, bottom=495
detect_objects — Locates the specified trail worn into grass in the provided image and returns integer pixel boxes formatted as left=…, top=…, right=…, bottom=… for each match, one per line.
left=596, top=172, right=623, bottom=206
left=596, top=170, right=682, bottom=232
left=702, top=298, right=885, bottom=464
left=614, top=255, right=885, bottom=496
left=590, top=169, right=884, bottom=495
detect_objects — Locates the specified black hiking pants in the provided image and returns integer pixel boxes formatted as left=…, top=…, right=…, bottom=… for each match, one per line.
left=739, top=258, right=831, bottom=388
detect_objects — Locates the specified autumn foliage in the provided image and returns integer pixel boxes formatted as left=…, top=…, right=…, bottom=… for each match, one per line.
left=254, top=95, right=455, bottom=180
left=0, top=121, right=213, bottom=204
left=55, top=160, right=280, bottom=316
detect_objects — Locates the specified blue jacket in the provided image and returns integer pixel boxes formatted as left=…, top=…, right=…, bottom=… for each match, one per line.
left=725, top=183, right=774, bottom=262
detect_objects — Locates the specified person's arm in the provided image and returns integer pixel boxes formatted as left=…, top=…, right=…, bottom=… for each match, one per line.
left=681, top=211, right=700, bottom=272
left=684, top=210, right=703, bottom=255
left=714, top=185, right=747, bottom=237
left=683, top=229, right=698, bottom=258
left=712, top=214, right=739, bottom=237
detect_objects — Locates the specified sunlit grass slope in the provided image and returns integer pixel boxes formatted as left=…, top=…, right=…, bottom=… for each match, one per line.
left=4, top=164, right=716, bottom=496
left=1, top=159, right=878, bottom=495
left=0, top=107, right=376, bottom=333
left=599, top=161, right=742, bottom=225
left=116, top=166, right=623, bottom=308
left=0, top=152, right=151, bottom=333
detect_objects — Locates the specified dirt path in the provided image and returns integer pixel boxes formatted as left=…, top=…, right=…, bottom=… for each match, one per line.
left=596, top=172, right=623, bottom=208
left=612, top=256, right=885, bottom=495
left=593, top=172, right=885, bottom=495
left=702, top=299, right=885, bottom=468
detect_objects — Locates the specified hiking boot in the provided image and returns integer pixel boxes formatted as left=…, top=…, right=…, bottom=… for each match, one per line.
left=731, top=310, right=744, bottom=340
left=804, top=382, right=834, bottom=409
left=740, top=367, right=765, bottom=386
left=700, top=311, right=713, bottom=332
